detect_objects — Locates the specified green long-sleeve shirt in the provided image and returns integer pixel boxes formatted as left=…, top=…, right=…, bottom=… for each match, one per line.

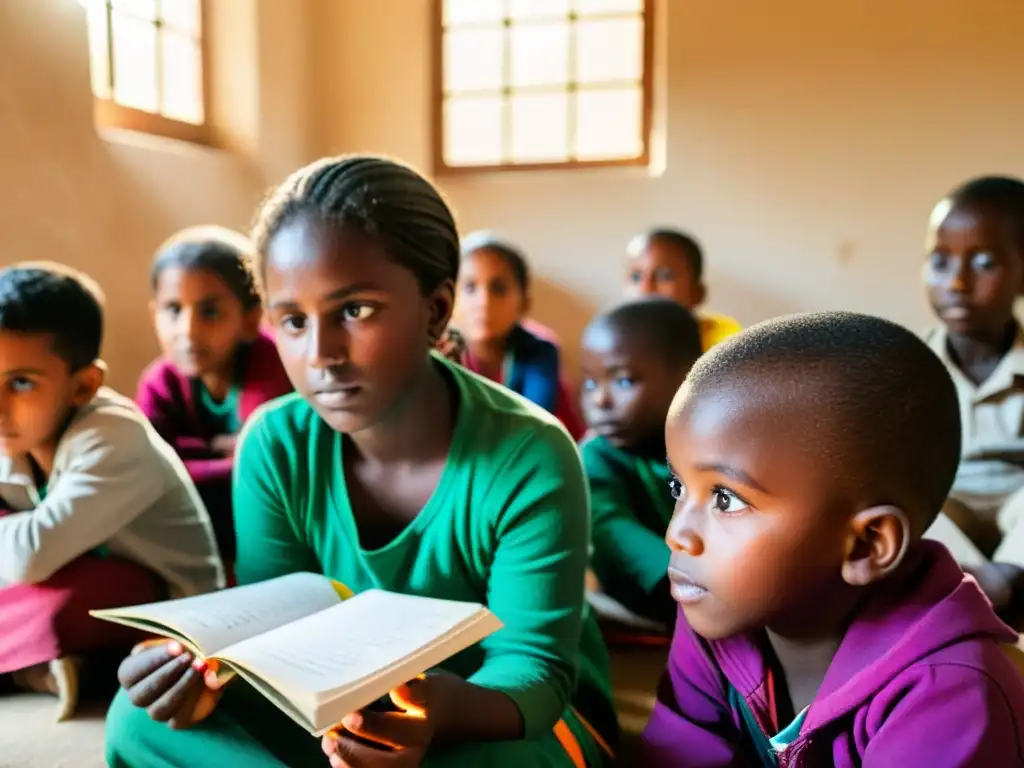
left=581, top=434, right=674, bottom=599
left=232, top=359, right=614, bottom=744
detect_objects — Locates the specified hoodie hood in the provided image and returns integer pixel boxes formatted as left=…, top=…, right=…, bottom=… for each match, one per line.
left=709, top=539, right=1017, bottom=737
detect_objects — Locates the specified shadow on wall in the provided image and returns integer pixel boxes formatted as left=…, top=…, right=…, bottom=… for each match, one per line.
left=530, top=278, right=597, bottom=382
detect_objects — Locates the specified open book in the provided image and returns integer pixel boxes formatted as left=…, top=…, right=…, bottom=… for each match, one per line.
left=90, top=572, right=502, bottom=736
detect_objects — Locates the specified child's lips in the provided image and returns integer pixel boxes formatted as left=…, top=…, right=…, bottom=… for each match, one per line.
left=940, top=303, right=975, bottom=320
left=668, top=567, right=709, bottom=604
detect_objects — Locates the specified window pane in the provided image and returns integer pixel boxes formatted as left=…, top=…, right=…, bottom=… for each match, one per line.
left=575, top=17, right=642, bottom=83
left=573, top=0, right=643, bottom=14
left=510, top=22, right=569, bottom=88
left=510, top=93, right=569, bottom=162
left=445, top=97, right=504, bottom=166
left=574, top=88, right=642, bottom=159
left=161, top=0, right=201, bottom=35
left=444, top=28, right=504, bottom=94
left=111, top=0, right=157, bottom=21
left=84, top=0, right=111, bottom=99
left=443, top=0, right=503, bottom=26
left=508, top=0, right=570, bottom=20
left=111, top=12, right=158, bottom=112
left=161, top=31, right=203, bottom=123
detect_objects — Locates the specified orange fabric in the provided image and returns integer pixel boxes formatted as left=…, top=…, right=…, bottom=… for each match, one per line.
left=571, top=706, right=615, bottom=759
left=552, top=708, right=616, bottom=767
left=553, top=719, right=587, bottom=768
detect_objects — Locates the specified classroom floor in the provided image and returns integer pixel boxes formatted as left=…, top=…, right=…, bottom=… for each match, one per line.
left=0, top=694, right=107, bottom=767
left=0, top=646, right=667, bottom=767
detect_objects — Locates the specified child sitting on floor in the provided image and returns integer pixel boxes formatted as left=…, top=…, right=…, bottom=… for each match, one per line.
left=105, top=155, right=617, bottom=768
left=0, top=263, right=223, bottom=720
left=137, top=227, right=291, bottom=565
left=580, top=299, right=703, bottom=630
left=625, top=228, right=742, bottom=350
left=640, top=311, right=1024, bottom=766
left=453, top=231, right=585, bottom=438
left=920, top=176, right=1024, bottom=624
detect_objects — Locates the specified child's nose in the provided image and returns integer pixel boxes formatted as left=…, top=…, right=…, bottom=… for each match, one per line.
left=948, top=259, right=972, bottom=293
left=666, top=503, right=704, bottom=555
left=592, top=384, right=613, bottom=410
left=308, top=320, right=349, bottom=369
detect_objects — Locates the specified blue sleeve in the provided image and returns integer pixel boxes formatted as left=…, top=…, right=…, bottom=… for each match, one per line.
left=511, top=336, right=561, bottom=414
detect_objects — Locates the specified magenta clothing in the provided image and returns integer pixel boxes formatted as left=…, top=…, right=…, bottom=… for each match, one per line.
left=136, top=331, right=291, bottom=563
left=136, top=331, right=292, bottom=482
left=0, top=553, right=162, bottom=673
left=640, top=541, right=1024, bottom=767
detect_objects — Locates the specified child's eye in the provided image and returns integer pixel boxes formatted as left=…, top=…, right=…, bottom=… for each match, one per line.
left=711, top=487, right=748, bottom=515
left=928, top=252, right=950, bottom=271
left=342, top=304, right=376, bottom=321
left=200, top=306, right=221, bottom=321
left=163, top=302, right=181, bottom=317
left=9, top=377, right=35, bottom=393
left=615, top=376, right=635, bottom=389
left=668, top=473, right=684, bottom=500
left=582, top=378, right=597, bottom=391
left=279, top=314, right=306, bottom=334
left=972, top=252, right=995, bottom=271
left=628, top=271, right=642, bottom=284
left=654, top=267, right=674, bottom=283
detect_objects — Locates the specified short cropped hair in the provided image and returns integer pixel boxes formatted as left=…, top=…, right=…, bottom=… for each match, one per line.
left=588, top=298, right=703, bottom=369
left=0, top=262, right=104, bottom=371
left=683, top=311, right=961, bottom=529
left=632, top=228, right=704, bottom=281
left=945, top=175, right=1024, bottom=253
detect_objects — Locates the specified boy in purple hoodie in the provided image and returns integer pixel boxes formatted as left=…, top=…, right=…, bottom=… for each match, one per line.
left=640, top=311, right=1024, bottom=767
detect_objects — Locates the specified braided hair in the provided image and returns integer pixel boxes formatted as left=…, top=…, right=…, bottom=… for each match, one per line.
left=251, top=155, right=460, bottom=294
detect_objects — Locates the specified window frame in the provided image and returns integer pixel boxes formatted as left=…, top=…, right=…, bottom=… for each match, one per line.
left=431, top=0, right=654, bottom=175
left=88, top=0, right=211, bottom=146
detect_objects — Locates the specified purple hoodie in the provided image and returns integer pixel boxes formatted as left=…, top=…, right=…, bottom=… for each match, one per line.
left=640, top=541, right=1024, bottom=767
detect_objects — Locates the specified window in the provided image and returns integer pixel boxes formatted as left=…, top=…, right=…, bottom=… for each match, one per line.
left=435, top=0, right=652, bottom=172
left=81, top=0, right=208, bottom=144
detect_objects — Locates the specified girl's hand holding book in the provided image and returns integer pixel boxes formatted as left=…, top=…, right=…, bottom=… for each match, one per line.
left=117, top=639, right=229, bottom=730
left=321, top=674, right=453, bottom=768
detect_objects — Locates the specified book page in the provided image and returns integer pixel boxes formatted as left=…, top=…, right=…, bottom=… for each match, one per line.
left=925, top=513, right=989, bottom=568
left=92, top=572, right=342, bottom=656
left=218, top=590, right=501, bottom=730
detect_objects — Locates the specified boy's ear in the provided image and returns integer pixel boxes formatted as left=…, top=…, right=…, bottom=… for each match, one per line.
left=841, top=505, right=910, bottom=587
left=427, top=279, right=456, bottom=344
left=691, top=280, right=708, bottom=309
left=71, top=361, right=106, bottom=407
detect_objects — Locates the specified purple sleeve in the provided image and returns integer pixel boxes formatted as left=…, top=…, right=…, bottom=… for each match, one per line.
left=862, top=664, right=1024, bottom=767
left=136, top=363, right=230, bottom=485
left=638, top=611, right=753, bottom=767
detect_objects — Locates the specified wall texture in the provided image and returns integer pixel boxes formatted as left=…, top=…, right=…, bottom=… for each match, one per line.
left=3, top=0, right=1021, bottom=386
left=311, top=0, right=1024, bottom=375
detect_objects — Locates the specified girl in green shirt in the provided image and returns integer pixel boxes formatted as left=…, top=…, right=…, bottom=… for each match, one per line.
left=104, top=155, right=617, bottom=768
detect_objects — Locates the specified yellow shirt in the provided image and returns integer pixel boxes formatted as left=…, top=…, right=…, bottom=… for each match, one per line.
left=699, top=312, right=743, bottom=350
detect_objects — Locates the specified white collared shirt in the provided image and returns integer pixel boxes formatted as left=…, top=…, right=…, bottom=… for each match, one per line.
left=925, top=325, right=1024, bottom=515
left=0, top=387, right=224, bottom=596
